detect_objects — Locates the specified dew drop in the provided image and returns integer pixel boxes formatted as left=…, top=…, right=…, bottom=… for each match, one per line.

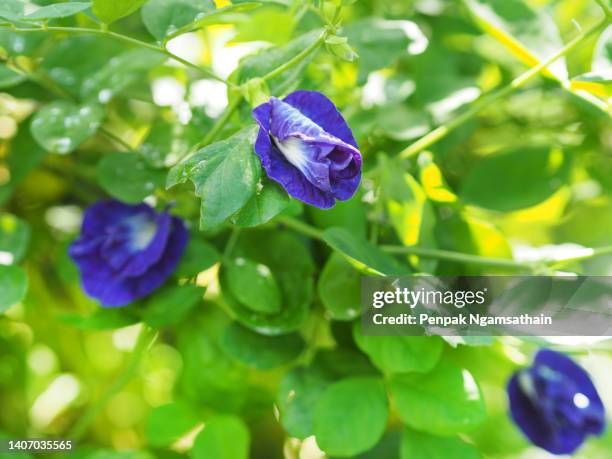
left=98, top=89, right=113, bottom=103
left=52, top=137, right=73, bottom=154
left=256, top=264, right=271, bottom=277
left=235, top=257, right=246, bottom=266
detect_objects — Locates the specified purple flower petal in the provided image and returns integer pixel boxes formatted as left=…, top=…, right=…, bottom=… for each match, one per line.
left=282, top=90, right=358, bottom=148
left=69, top=200, right=188, bottom=307
left=80, top=200, right=141, bottom=237
left=123, top=216, right=188, bottom=302
left=252, top=91, right=361, bottom=209
left=253, top=129, right=336, bottom=208
left=100, top=210, right=172, bottom=278
left=507, top=349, right=606, bottom=455
left=535, top=350, right=604, bottom=413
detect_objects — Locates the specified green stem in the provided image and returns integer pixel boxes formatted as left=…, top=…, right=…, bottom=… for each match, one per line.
left=548, top=245, right=612, bottom=269
left=276, top=215, right=325, bottom=241
left=223, top=228, right=241, bottom=261
left=277, top=216, right=612, bottom=270
left=171, top=94, right=243, bottom=167
left=1, top=24, right=230, bottom=85
left=398, top=18, right=610, bottom=159
left=99, top=127, right=134, bottom=151
left=199, top=95, right=243, bottom=148
left=67, top=326, right=157, bottom=441
left=261, top=29, right=329, bottom=82
left=594, top=0, right=612, bottom=16
left=382, top=245, right=533, bottom=270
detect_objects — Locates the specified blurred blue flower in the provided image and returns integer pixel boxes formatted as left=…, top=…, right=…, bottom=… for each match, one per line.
left=508, top=349, right=606, bottom=455
left=252, top=90, right=361, bottom=209
left=69, top=200, right=188, bottom=307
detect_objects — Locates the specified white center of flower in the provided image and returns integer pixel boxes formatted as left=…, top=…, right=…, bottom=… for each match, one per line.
left=573, top=393, right=590, bottom=409
left=126, top=214, right=158, bottom=250
left=272, top=136, right=307, bottom=170
left=518, top=372, right=536, bottom=398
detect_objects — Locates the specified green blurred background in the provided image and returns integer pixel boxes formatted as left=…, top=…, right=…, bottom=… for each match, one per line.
left=0, top=0, right=611, bottom=458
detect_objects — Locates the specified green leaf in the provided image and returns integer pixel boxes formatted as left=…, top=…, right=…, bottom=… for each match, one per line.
left=58, top=308, right=140, bottom=330
left=233, top=29, right=321, bottom=95
left=326, top=35, right=359, bottom=62
left=571, top=70, right=612, bottom=98
left=220, top=322, right=304, bottom=370
left=380, top=157, right=437, bottom=272
left=436, top=213, right=513, bottom=271
left=220, top=231, right=314, bottom=335
left=233, top=0, right=287, bottom=3
left=240, top=77, right=270, bottom=108
left=313, top=377, right=388, bottom=457
left=0, top=29, right=45, bottom=56
left=26, top=2, right=91, bottom=20
left=177, top=314, right=250, bottom=411
left=318, top=253, right=361, bottom=321
left=400, top=429, right=481, bottom=459
left=225, top=257, right=282, bottom=315
left=459, top=147, right=570, bottom=211
left=81, top=49, right=166, bottom=103
left=180, top=2, right=262, bottom=34
left=309, top=198, right=368, bottom=239
left=463, top=0, right=567, bottom=79
left=97, top=153, right=166, bottom=203
left=313, top=348, right=378, bottom=380
left=376, top=104, right=430, bottom=141
left=140, top=115, right=200, bottom=167
left=344, top=19, right=426, bottom=82
left=231, top=179, right=289, bottom=228
left=0, top=63, right=25, bottom=88
left=353, top=322, right=444, bottom=374
left=233, top=8, right=294, bottom=45
left=574, top=70, right=612, bottom=85
left=389, top=361, right=486, bottom=435
left=168, top=126, right=260, bottom=230
left=141, top=0, right=216, bottom=41
left=442, top=335, right=494, bottom=347
left=40, top=35, right=126, bottom=97
left=30, top=101, right=105, bottom=154
left=571, top=27, right=612, bottom=98
left=0, top=265, right=27, bottom=312
left=0, top=0, right=23, bottom=21
left=145, top=402, right=200, bottom=448
left=85, top=451, right=155, bottom=459
left=143, top=284, right=204, bottom=328
left=93, top=0, right=147, bottom=24
left=593, top=25, right=612, bottom=72
left=343, top=432, right=401, bottom=459
left=0, top=213, right=30, bottom=264
left=420, top=145, right=460, bottom=194
left=278, top=366, right=332, bottom=439
left=323, top=227, right=411, bottom=276
left=0, top=126, right=46, bottom=205
left=192, top=415, right=250, bottom=459
left=175, top=238, right=220, bottom=278
left=143, top=0, right=261, bottom=41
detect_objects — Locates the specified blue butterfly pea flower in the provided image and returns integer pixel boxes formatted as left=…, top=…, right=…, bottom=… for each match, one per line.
left=69, top=200, right=188, bottom=307
left=508, top=349, right=606, bottom=455
left=252, top=90, right=362, bottom=209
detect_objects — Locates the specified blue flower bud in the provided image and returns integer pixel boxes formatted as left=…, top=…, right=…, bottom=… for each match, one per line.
left=252, top=90, right=362, bottom=209
left=69, top=200, right=188, bottom=307
left=508, top=349, right=606, bottom=455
